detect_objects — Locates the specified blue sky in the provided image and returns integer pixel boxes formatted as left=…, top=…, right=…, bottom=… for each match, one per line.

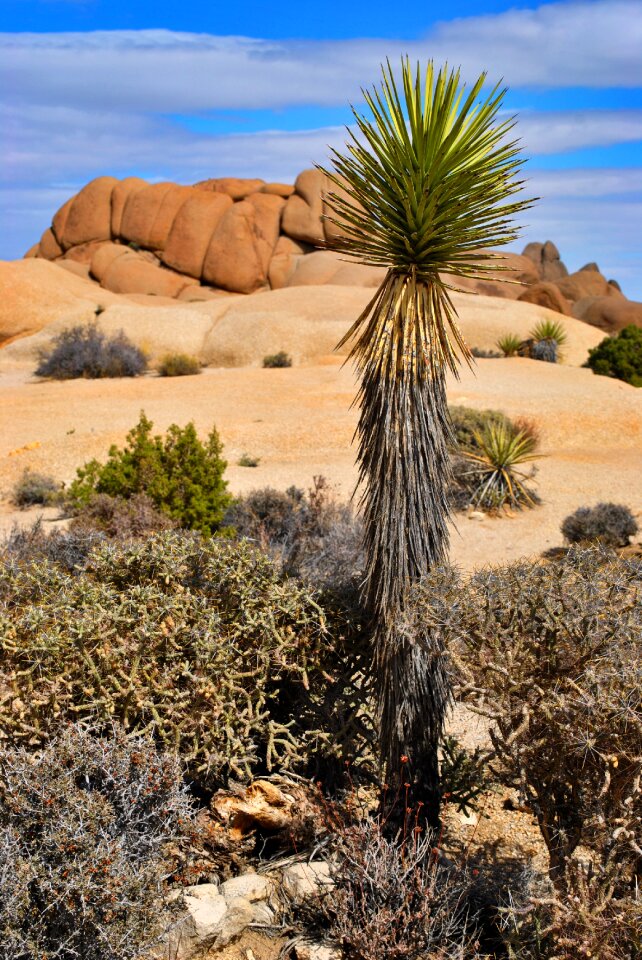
left=1, top=0, right=641, bottom=298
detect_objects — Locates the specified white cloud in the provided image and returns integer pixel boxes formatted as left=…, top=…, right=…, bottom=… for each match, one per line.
left=1, top=1, right=641, bottom=298
left=1, top=1, right=641, bottom=118
left=517, top=110, right=642, bottom=155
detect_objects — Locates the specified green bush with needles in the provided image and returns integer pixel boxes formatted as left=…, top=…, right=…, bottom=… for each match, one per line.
left=68, top=412, right=231, bottom=536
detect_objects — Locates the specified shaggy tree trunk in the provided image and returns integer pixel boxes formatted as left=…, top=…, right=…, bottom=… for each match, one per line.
left=357, top=357, right=453, bottom=831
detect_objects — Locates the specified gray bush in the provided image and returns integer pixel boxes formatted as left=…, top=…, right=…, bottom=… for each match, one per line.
left=36, top=325, right=147, bottom=379
left=561, top=501, right=638, bottom=547
left=0, top=724, right=191, bottom=960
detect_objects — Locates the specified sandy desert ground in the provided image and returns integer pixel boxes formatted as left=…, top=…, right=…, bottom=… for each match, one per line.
left=1, top=259, right=641, bottom=567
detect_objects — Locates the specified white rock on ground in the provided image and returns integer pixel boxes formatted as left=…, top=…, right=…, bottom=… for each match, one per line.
left=281, top=861, right=333, bottom=900
left=219, top=872, right=274, bottom=903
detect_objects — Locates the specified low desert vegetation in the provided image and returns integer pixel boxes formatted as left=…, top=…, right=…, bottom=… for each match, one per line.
left=10, top=467, right=60, bottom=507
left=496, top=332, right=522, bottom=357
left=561, top=501, right=638, bottom=547
left=156, top=352, right=201, bottom=377
left=0, top=532, right=369, bottom=787
left=0, top=724, right=191, bottom=960
left=448, top=407, right=541, bottom=511
left=237, top=452, right=261, bottom=467
left=262, top=351, right=293, bottom=368
left=67, top=412, right=231, bottom=535
left=1, top=506, right=640, bottom=957
left=586, top=324, right=642, bottom=387
left=35, top=324, right=147, bottom=379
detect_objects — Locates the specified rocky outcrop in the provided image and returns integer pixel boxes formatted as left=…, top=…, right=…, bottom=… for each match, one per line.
left=522, top=240, right=568, bottom=282
left=572, top=296, right=642, bottom=334
left=518, top=281, right=572, bottom=316
left=21, top=171, right=636, bottom=334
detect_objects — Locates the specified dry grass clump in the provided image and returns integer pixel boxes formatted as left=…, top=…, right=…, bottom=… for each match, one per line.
left=300, top=815, right=482, bottom=959
left=561, top=501, right=638, bottom=548
left=69, top=492, right=177, bottom=539
left=35, top=324, right=147, bottom=380
left=227, top=476, right=364, bottom=595
left=156, top=352, right=201, bottom=377
left=10, top=468, right=61, bottom=507
left=0, top=723, right=191, bottom=960
left=0, top=532, right=370, bottom=788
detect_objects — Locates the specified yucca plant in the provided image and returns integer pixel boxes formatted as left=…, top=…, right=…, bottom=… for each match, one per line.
left=496, top=332, right=522, bottom=357
left=461, top=423, right=540, bottom=509
left=530, top=318, right=568, bottom=346
left=321, top=59, right=533, bottom=828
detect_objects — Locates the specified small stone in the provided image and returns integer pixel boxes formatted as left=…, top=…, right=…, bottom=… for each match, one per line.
left=215, top=896, right=255, bottom=947
left=468, top=511, right=486, bottom=521
left=183, top=882, right=220, bottom=901
left=220, top=872, right=273, bottom=903
left=281, top=861, right=333, bottom=900
left=295, top=941, right=342, bottom=960
left=249, top=900, right=277, bottom=925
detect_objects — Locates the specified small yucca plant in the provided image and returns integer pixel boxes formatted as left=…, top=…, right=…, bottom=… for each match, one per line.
left=321, top=58, right=533, bottom=827
left=530, top=318, right=567, bottom=346
left=462, top=423, right=540, bottom=509
left=496, top=332, right=522, bottom=357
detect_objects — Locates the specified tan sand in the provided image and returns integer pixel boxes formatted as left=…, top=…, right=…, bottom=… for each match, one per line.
left=1, top=356, right=640, bottom=569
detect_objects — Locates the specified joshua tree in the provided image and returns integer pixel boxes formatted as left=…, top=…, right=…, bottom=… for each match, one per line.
left=321, top=60, right=532, bottom=828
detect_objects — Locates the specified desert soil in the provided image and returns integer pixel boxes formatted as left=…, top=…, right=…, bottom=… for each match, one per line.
left=1, top=356, right=640, bottom=565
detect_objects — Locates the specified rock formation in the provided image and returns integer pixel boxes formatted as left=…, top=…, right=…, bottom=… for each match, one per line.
left=22, top=169, right=641, bottom=333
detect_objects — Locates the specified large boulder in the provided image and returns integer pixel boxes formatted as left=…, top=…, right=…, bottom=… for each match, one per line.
left=111, top=177, right=148, bottom=237
left=147, top=184, right=193, bottom=251
left=101, top=252, right=195, bottom=298
left=57, top=177, right=118, bottom=250
left=281, top=169, right=329, bottom=246
left=39, top=228, right=63, bottom=261
left=202, top=198, right=281, bottom=293
left=522, top=240, right=569, bottom=281
left=573, top=296, right=642, bottom=334
left=89, top=242, right=131, bottom=282
left=261, top=182, right=295, bottom=198
left=268, top=235, right=309, bottom=290
left=194, top=177, right=265, bottom=200
left=518, top=281, right=572, bottom=316
left=51, top=197, right=74, bottom=248
left=556, top=268, right=618, bottom=304
left=119, top=182, right=174, bottom=249
left=161, top=192, right=234, bottom=279
left=283, top=249, right=385, bottom=288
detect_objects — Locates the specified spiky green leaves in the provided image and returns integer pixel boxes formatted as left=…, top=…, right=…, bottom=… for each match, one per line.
left=323, top=59, right=532, bottom=285
left=324, top=60, right=533, bottom=377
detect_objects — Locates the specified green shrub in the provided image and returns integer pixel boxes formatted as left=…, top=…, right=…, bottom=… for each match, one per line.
left=68, top=412, right=231, bottom=536
left=496, top=332, right=522, bottom=357
left=586, top=325, right=642, bottom=386
left=238, top=452, right=261, bottom=467
left=0, top=533, right=370, bottom=787
left=35, top=324, right=147, bottom=380
left=262, top=351, right=292, bottom=368
left=448, top=406, right=514, bottom=453
left=529, top=317, right=567, bottom=347
left=561, top=501, right=638, bottom=548
left=157, top=353, right=201, bottom=377
left=10, top=468, right=60, bottom=507
left=456, top=422, right=540, bottom=509
left=0, top=723, right=191, bottom=960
